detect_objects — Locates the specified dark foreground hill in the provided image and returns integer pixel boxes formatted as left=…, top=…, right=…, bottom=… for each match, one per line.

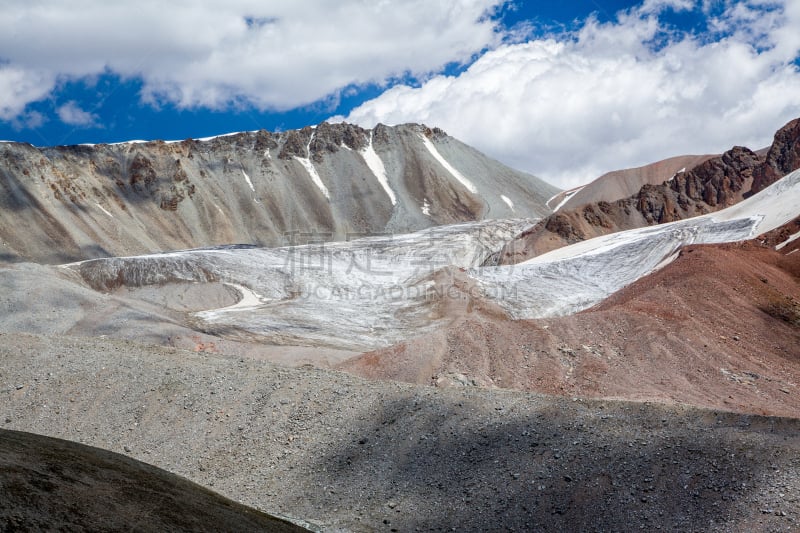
left=0, top=429, right=306, bottom=532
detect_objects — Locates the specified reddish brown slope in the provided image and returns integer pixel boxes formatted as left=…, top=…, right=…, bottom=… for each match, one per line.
left=340, top=233, right=800, bottom=418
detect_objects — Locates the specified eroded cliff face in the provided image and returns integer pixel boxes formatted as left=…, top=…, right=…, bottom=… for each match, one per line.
left=497, top=118, right=800, bottom=264
left=0, top=123, right=558, bottom=263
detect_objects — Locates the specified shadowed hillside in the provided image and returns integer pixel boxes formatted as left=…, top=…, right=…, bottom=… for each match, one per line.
left=0, top=429, right=307, bottom=532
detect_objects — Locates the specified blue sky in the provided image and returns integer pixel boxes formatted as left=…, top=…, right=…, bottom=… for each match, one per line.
left=1, top=1, right=799, bottom=187
left=1, top=1, right=644, bottom=146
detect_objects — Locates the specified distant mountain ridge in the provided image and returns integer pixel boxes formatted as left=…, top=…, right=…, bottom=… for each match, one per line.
left=0, top=122, right=558, bottom=263
left=497, top=118, right=800, bottom=264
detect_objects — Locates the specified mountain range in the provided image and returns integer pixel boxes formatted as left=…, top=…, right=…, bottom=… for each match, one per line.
left=0, top=117, right=799, bottom=531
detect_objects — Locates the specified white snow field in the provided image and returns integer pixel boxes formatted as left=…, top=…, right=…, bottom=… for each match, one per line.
left=68, top=169, right=800, bottom=351
left=71, top=219, right=535, bottom=350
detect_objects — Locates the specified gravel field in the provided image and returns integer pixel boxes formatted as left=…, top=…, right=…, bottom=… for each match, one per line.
left=1, top=333, right=798, bottom=532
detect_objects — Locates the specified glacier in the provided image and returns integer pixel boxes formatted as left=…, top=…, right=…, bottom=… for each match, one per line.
left=67, top=169, right=800, bottom=351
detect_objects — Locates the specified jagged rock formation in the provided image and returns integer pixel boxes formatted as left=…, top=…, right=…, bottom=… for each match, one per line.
left=752, top=117, right=800, bottom=194
left=0, top=123, right=558, bottom=263
left=498, top=118, right=800, bottom=264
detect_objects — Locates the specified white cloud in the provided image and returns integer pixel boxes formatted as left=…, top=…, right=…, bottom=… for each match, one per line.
left=341, top=1, right=800, bottom=188
left=14, top=111, right=47, bottom=130
left=0, top=66, right=55, bottom=121
left=0, top=0, right=504, bottom=115
left=56, top=101, right=100, bottom=127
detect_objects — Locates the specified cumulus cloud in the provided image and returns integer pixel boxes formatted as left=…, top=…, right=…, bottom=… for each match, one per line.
left=340, top=1, right=800, bottom=188
left=0, top=0, right=504, bottom=118
left=56, top=101, right=100, bottom=127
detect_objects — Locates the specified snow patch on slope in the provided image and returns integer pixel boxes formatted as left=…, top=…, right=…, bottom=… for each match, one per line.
left=501, top=195, right=515, bottom=212
left=197, top=283, right=266, bottom=318
left=361, top=132, right=396, bottom=205
left=669, top=167, right=687, bottom=181
left=241, top=169, right=255, bottom=193
left=419, top=134, right=478, bottom=194
left=195, top=131, right=254, bottom=142
left=548, top=186, right=584, bottom=212
left=776, top=230, right=800, bottom=250
left=95, top=203, right=114, bottom=218
left=108, top=140, right=148, bottom=146
left=294, top=133, right=330, bottom=200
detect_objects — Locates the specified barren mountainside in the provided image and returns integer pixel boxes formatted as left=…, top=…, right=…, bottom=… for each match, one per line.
left=0, top=122, right=558, bottom=264
left=343, top=228, right=800, bottom=417
left=1, top=333, right=799, bottom=532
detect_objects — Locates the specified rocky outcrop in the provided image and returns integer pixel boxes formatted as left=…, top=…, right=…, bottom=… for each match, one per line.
left=666, top=146, right=761, bottom=211
left=0, top=122, right=558, bottom=263
left=498, top=118, right=800, bottom=264
left=310, top=121, right=369, bottom=154
left=277, top=127, right=313, bottom=160
left=752, top=117, right=800, bottom=194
